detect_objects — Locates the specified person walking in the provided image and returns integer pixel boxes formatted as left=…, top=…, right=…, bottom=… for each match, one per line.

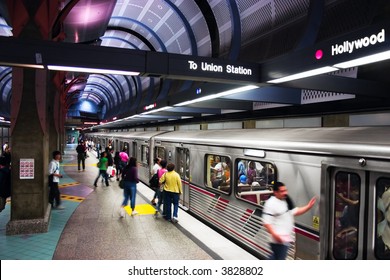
left=154, top=160, right=167, bottom=217
left=262, top=181, right=316, bottom=260
left=160, top=163, right=182, bottom=223
left=150, top=157, right=161, bottom=205
left=48, top=151, right=64, bottom=210
left=118, top=148, right=129, bottom=180
left=76, top=140, right=87, bottom=172
left=94, top=151, right=109, bottom=187
left=120, top=157, right=139, bottom=217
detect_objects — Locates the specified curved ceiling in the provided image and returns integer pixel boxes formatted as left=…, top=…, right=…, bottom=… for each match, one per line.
left=1, top=0, right=390, bottom=128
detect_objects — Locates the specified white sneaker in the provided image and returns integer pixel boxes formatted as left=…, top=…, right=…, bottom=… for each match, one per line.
left=56, top=205, right=65, bottom=210
left=172, top=217, right=179, bottom=223
left=120, top=208, right=125, bottom=218
left=131, top=210, right=138, bottom=215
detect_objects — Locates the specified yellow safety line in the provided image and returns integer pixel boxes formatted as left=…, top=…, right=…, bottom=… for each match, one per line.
left=59, top=182, right=80, bottom=188
left=60, top=194, right=85, bottom=202
left=124, top=204, right=156, bottom=216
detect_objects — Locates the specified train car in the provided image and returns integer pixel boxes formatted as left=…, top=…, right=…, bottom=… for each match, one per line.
left=89, top=127, right=390, bottom=260
left=89, top=131, right=167, bottom=183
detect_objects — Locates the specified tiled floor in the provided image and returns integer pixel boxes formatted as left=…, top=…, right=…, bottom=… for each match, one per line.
left=0, top=144, right=257, bottom=260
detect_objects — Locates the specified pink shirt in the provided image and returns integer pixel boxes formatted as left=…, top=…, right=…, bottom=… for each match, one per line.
left=157, top=168, right=167, bottom=179
left=119, top=152, right=129, bottom=163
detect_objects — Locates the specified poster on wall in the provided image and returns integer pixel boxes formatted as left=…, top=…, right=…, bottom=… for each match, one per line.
left=20, top=158, right=34, bottom=179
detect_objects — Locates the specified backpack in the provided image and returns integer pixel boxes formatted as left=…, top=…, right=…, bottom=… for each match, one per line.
left=149, top=173, right=159, bottom=190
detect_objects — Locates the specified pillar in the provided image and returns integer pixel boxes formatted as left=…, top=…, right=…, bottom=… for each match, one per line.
left=6, top=0, right=61, bottom=234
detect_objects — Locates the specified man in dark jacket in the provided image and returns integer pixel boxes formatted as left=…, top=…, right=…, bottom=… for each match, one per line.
left=76, top=140, right=87, bottom=172
left=0, top=156, right=11, bottom=212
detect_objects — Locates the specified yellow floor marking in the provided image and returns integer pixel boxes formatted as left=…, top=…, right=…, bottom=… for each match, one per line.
left=59, top=182, right=80, bottom=188
left=124, top=204, right=156, bottom=215
left=60, top=194, right=84, bottom=202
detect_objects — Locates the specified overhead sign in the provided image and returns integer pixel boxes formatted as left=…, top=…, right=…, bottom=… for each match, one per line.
left=167, top=54, right=260, bottom=84
left=331, top=28, right=385, bottom=56
left=187, top=60, right=253, bottom=76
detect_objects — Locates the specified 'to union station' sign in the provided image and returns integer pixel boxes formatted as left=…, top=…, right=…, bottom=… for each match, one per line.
left=187, top=60, right=253, bottom=76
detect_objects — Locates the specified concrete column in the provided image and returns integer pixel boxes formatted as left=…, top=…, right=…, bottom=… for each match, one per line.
left=5, top=1, right=60, bottom=234
left=7, top=67, right=51, bottom=235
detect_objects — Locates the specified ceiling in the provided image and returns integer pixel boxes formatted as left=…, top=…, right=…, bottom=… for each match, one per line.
left=1, top=0, right=390, bottom=129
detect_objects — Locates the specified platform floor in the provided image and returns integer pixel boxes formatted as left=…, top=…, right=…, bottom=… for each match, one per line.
left=0, top=144, right=258, bottom=260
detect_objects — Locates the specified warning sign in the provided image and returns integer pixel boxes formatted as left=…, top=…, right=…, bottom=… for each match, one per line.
left=313, top=216, right=320, bottom=230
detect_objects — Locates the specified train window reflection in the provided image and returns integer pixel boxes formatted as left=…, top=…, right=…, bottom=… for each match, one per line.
left=205, top=154, right=231, bottom=193
left=154, top=146, right=166, bottom=160
left=235, top=159, right=275, bottom=206
left=375, top=177, right=390, bottom=259
left=177, top=148, right=190, bottom=181
left=141, top=145, right=149, bottom=165
left=333, top=172, right=360, bottom=260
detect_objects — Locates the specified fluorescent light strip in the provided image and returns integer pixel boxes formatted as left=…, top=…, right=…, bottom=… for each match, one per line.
left=267, top=66, right=338, bottom=84
left=0, top=62, right=44, bottom=69
left=334, top=50, right=390, bottom=69
left=141, top=106, right=173, bottom=115
left=174, top=85, right=258, bottom=107
left=47, top=65, right=140, bottom=76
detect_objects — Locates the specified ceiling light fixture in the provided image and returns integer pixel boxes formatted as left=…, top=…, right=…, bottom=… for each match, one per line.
left=267, top=66, right=338, bottom=84
left=333, top=50, right=390, bottom=68
left=174, top=85, right=258, bottom=106
left=141, top=106, right=173, bottom=115
left=47, top=65, right=140, bottom=76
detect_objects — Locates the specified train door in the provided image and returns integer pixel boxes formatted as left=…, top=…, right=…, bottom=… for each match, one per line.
left=367, top=172, right=390, bottom=260
left=329, top=168, right=366, bottom=259
left=123, top=142, right=130, bottom=154
left=131, top=141, right=137, bottom=158
left=176, top=147, right=190, bottom=209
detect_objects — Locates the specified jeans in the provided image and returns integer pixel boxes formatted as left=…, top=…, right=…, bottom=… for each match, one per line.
left=155, top=188, right=164, bottom=212
left=122, top=181, right=137, bottom=210
left=269, top=243, right=290, bottom=260
left=77, top=154, right=85, bottom=170
left=49, top=182, right=61, bottom=207
left=94, top=170, right=109, bottom=186
left=164, top=191, right=179, bottom=220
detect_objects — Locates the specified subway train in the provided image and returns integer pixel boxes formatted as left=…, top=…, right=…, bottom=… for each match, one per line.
left=87, top=127, right=390, bottom=260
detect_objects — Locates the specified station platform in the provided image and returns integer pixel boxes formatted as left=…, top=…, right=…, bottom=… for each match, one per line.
left=0, top=144, right=258, bottom=260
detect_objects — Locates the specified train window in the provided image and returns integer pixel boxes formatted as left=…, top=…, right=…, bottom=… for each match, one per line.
left=131, top=142, right=137, bottom=158
left=177, top=148, right=190, bottom=181
left=205, top=154, right=231, bottom=194
left=141, top=145, right=149, bottom=165
left=375, top=177, right=390, bottom=260
left=155, top=146, right=166, bottom=160
left=235, top=159, right=275, bottom=206
left=123, top=142, right=130, bottom=155
left=332, top=172, right=360, bottom=260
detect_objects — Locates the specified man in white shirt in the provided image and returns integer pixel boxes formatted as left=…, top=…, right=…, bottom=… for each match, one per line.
left=48, top=151, right=64, bottom=210
left=262, top=181, right=316, bottom=260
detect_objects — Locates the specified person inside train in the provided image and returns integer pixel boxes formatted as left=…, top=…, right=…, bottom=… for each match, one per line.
left=333, top=173, right=360, bottom=259
left=247, top=161, right=256, bottom=185
left=237, top=160, right=246, bottom=178
left=377, top=186, right=390, bottom=258
left=237, top=174, right=251, bottom=192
